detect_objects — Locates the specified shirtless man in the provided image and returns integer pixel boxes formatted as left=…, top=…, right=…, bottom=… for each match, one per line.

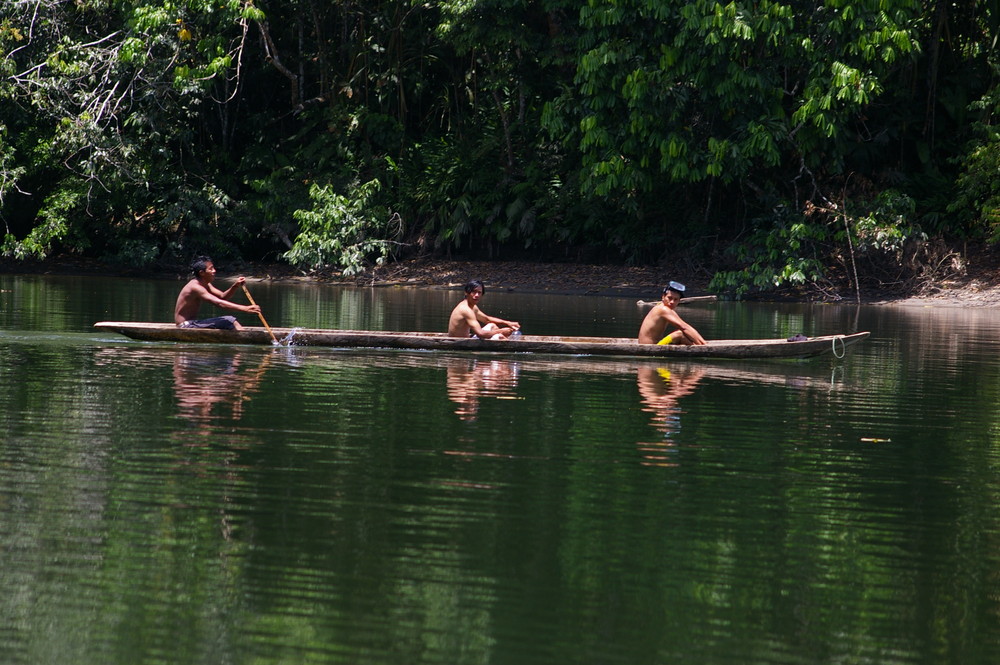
left=448, top=280, right=520, bottom=340
left=174, top=256, right=260, bottom=330
left=637, top=281, right=707, bottom=345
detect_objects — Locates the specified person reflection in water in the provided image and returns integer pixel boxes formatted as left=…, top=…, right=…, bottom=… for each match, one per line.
left=173, top=350, right=271, bottom=427
left=635, top=365, right=705, bottom=466
left=171, top=350, right=272, bottom=545
left=446, top=358, right=520, bottom=421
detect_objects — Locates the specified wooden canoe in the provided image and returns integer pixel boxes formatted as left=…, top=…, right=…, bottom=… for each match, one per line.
left=93, top=322, right=870, bottom=359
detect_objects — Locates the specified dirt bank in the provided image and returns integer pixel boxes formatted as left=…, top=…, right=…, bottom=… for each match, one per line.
left=5, top=250, right=1000, bottom=306
left=301, top=253, right=1000, bottom=307
left=318, top=257, right=705, bottom=298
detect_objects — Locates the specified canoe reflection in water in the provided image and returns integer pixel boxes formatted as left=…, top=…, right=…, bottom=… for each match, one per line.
left=446, top=358, right=521, bottom=421
left=173, top=350, right=271, bottom=428
left=635, top=365, right=706, bottom=467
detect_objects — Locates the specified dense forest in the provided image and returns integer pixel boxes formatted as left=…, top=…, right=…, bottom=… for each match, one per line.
left=1, top=1, right=998, bottom=296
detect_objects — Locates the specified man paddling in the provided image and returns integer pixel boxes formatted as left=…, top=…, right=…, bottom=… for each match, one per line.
left=448, top=280, right=520, bottom=339
left=638, top=281, right=707, bottom=345
left=174, top=256, right=260, bottom=330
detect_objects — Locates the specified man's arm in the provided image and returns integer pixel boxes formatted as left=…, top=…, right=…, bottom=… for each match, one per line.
left=195, top=283, right=260, bottom=316
left=207, top=276, right=246, bottom=299
left=466, top=308, right=496, bottom=338
left=665, top=309, right=706, bottom=345
left=477, top=309, right=520, bottom=332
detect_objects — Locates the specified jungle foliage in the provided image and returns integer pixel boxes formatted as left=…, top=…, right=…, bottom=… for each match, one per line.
left=1, top=0, right=999, bottom=296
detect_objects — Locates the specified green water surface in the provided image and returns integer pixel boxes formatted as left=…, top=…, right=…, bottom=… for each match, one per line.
left=1, top=274, right=998, bottom=665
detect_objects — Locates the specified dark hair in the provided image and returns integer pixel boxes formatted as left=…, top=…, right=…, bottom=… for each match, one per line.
left=190, top=255, right=213, bottom=278
left=464, top=280, right=485, bottom=295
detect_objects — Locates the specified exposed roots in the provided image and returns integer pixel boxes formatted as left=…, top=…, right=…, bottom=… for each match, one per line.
left=908, top=240, right=967, bottom=295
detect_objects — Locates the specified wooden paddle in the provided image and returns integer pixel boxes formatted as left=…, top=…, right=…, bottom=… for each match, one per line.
left=241, top=284, right=279, bottom=344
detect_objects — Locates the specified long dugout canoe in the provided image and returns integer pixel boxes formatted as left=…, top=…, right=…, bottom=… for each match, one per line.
left=93, top=322, right=870, bottom=359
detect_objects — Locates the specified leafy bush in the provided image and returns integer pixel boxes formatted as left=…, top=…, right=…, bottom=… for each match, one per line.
left=710, top=190, right=926, bottom=298
left=709, top=208, right=830, bottom=297
left=2, top=180, right=87, bottom=259
left=950, top=132, right=1000, bottom=242
left=285, top=179, right=403, bottom=275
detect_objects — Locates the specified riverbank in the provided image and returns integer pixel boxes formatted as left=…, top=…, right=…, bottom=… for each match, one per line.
left=324, top=257, right=709, bottom=299
left=276, top=252, right=1000, bottom=307
left=4, top=248, right=1000, bottom=306
left=0, top=254, right=711, bottom=297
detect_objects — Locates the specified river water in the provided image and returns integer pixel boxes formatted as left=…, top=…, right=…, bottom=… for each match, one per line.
left=1, top=274, right=998, bottom=665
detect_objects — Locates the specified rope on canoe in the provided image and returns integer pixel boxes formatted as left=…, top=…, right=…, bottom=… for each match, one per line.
left=832, top=335, right=846, bottom=359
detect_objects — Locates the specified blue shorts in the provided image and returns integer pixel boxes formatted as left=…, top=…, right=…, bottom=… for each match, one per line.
left=179, top=316, right=237, bottom=330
